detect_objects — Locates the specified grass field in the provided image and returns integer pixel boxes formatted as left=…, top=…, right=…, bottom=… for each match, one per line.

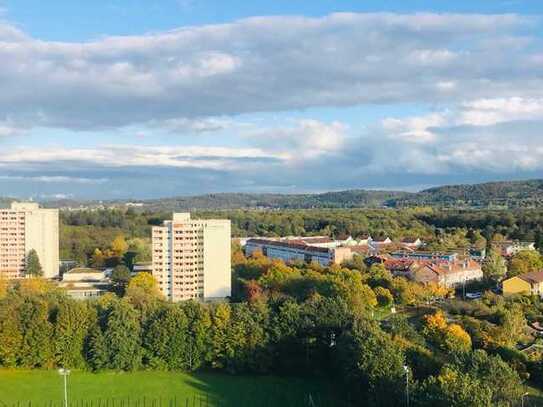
left=0, top=369, right=342, bottom=407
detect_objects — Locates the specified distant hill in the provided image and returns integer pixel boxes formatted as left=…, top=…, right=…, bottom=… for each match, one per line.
left=392, top=179, right=543, bottom=208
left=111, top=190, right=411, bottom=211
left=3, top=179, right=543, bottom=210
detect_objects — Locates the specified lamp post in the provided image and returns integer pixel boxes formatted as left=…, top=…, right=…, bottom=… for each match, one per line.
left=58, top=368, right=70, bottom=407
left=521, top=391, right=529, bottom=407
left=403, top=365, right=410, bottom=407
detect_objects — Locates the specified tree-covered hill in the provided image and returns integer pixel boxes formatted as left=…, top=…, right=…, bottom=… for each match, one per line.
left=4, top=179, right=543, bottom=210
left=392, top=179, right=543, bottom=208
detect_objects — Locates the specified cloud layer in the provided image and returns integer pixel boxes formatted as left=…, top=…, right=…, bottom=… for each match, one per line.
left=0, top=12, right=541, bottom=130
left=1, top=12, right=543, bottom=198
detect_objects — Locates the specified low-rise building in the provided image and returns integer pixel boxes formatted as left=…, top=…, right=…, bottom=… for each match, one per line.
left=400, top=237, right=423, bottom=249
left=382, top=257, right=483, bottom=288
left=503, top=271, right=543, bottom=297
left=245, top=238, right=353, bottom=266
left=133, top=262, right=153, bottom=275
left=58, top=267, right=111, bottom=299
left=494, top=240, right=536, bottom=257
left=391, top=251, right=458, bottom=263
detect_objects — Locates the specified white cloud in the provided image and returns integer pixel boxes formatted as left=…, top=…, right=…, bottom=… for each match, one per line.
left=0, top=145, right=282, bottom=171
left=0, top=13, right=539, bottom=130
left=0, top=175, right=109, bottom=184
left=247, top=119, right=347, bottom=161
left=459, top=97, right=543, bottom=126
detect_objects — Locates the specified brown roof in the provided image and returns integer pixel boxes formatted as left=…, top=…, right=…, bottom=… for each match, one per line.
left=350, top=245, right=371, bottom=255
left=384, top=259, right=415, bottom=272
left=300, top=237, right=333, bottom=244
left=401, top=237, right=420, bottom=243
left=518, top=271, right=543, bottom=284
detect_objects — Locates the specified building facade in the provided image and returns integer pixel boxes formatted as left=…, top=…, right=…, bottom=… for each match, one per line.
left=58, top=267, right=111, bottom=300
left=152, top=213, right=231, bottom=302
left=503, top=271, right=543, bottom=297
left=0, top=202, right=59, bottom=279
left=245, top=238, right=353, bottom=266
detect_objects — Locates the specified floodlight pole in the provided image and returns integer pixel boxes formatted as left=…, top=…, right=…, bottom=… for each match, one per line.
left=522, top=392, right=529, bottom=407
left=403, top=365, right=409, bottom=407
left=58, top=368, right=70, bottom=407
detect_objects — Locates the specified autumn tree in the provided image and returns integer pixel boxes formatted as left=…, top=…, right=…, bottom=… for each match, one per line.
left=111, top=235, right=129, bottom=256
left=509, top=250, right=543, bottom=277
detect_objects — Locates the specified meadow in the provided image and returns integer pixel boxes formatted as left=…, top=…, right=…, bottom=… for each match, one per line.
left=0, top=369, right=339, bottom=406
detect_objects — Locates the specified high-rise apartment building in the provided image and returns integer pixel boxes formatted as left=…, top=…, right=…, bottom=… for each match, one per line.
left=0, top=202, right=59, bottom=279
left=152, top=213, right=231, bottom=302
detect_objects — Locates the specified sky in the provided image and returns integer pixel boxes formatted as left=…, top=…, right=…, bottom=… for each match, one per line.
left=0, top=1, right=543, bottom=200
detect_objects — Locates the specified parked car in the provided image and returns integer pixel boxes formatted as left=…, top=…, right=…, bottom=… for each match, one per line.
left=465, top=292, right=482, bottom=300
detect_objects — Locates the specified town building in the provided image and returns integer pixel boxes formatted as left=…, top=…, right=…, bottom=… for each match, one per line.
left=245, top=238, right=353, bottom=266
left=152, top=213, right=231, bottom=302
left=0, top=202, right=59, bottom=279
left=132, top=262, right=153, bottom=275
left=391, top=251, right=458, bottom=263
left=503, top=271, right=543, bottom=297
left=494, top=240, right=536, bottom=257
left=382, top=257, right=483, bottom=288
left=58, top=267, right=111, bottom=299
left=400, top=237, right=423, bottom=249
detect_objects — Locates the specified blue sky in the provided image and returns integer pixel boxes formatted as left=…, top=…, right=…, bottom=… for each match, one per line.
left=0, top=1, right=543, bottom=199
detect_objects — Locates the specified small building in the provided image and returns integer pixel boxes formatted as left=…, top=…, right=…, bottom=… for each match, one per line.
left=132, top=262, right=153, bottom=275
left=469, top=247, right=486, bottom=261
left=58, top=267, right=111, bottom=300
left=400, top=237, right=423, bottom=249
left=494, top=240, right=536, bottom=257
left=503, top=271, right=543, bottom=297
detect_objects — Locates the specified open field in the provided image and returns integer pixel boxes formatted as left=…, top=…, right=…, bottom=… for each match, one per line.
left=0, top=369, right=341, bottom=406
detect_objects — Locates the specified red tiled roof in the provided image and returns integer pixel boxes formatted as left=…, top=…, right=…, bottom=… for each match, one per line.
left=519, top=271, right=543, bottom=284
left=300, top=237, right=334, bottom=244
left=401, top=237, right=420, bottom=243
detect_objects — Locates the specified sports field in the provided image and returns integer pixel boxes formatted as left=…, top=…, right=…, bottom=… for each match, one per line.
left=0, top=369, right=341, bottom=406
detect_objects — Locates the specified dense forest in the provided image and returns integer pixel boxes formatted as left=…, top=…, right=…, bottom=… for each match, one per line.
left=2, top=248, right=542, bottom=406
left=59, top=207, right=543, bottom=265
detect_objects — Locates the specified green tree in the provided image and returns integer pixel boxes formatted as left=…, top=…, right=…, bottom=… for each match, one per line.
left=143, top=305, right=189, bottom=370
left=374, top=286, right=393, bottom=307
left=18, top=298, right=54, bottom=367
left=103, top=299, right=142, bottom=370
left=482, top=248, right=507, bottom=283
left=0, top=300, right=22, bottom=366
left=25, top=249, right=43, bottom=277
left=509, top=250, right=543, bottom=277
left=110, top=265, right=131, bottom=296
left=53, top=299, right=90, bottom=368
left=416, top=366, right=493, bottom=407
left=180, top=301, right=212, bottom=371
left=336, top=320, right=405, bottom=405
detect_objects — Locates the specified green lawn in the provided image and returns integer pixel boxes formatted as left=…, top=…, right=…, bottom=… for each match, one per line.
left=0, top=369, right=341, bottom=407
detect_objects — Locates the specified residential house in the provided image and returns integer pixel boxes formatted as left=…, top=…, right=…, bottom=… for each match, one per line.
left=503, top=271, right=543, bottom=297
left=400, top=237, right=423, bottom=249
left=494, top=240, right=536, bottom=257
